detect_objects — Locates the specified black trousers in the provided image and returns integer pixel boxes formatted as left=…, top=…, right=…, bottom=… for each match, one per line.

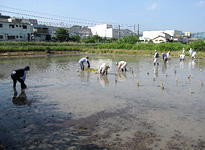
left=11, top=74, right=26, bottom=89
left=79, top=62, right=85, bottom=70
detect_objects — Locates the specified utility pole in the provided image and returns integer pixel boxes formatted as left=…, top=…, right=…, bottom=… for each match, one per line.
left=118, top=25, right=120, bottom=39
left=134, top=24, right=136, bottom=36
left=137, top=24, right=139, bottom=36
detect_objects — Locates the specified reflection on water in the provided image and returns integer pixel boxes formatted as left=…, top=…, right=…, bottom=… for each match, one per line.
left=161, top=62, right=167, bottom=73
left=180, top=60, right=185, bottom=69
left=189, top=60, right=196, bottom=69
left=99, top=74, right=109, bottom=87
left=117, top=71, right=127, bottom=81
left=12, top=88, right=33, bottom=106
left=153, top=65, right=159, bottom=79
left=0, top=54, right=205, bottom=150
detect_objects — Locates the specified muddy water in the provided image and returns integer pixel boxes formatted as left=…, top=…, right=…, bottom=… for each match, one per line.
left=0, top=54, right=204, bottom=150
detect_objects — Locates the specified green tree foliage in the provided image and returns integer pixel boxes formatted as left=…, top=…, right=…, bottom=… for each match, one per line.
left=108, top=37, right=118, bottom=43
left=97, top=39, right=205, bottom=52
left=55, top=28, right=69, bottom=42
left=153, top=42, right=186, bottom=51
left=82, top=36, right=94, bottom=43
left=82, top=35, right=103, bottom=43
left=70, top=35, right=81, bottom=43
left=189, top=40, right=205, bottom=52
left=118, top=35, right=140, bottom=44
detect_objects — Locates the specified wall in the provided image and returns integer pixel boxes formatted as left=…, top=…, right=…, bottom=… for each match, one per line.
left=0, top=21, right=33, bottom=41
left=143, top=30, right=182, bottom=40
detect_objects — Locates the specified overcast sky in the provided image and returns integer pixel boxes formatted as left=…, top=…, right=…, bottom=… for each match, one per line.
left=1, top=0, right=205, bottom=33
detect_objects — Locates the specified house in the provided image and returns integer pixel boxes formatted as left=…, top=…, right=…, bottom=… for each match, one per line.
left=0, top=16, right=34, bottom=41
left=33, top=24, right=50, bottom=41
left=140, top=30, right=183, bottom=43
left=113, top=28, right=135, bottom=38
left=69, top=25, right=92, bottom=37
left=46, top=26, right=59, bottom=39
left=152, top=33, right=170, bottom=43
left=0, top=14, right=51, bottom=41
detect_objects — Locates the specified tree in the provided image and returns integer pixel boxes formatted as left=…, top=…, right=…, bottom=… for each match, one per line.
left=189, top=40, right=205, bottom=52
left=70, top=35, right=81, bottom=43
left=55, top=28, right=69, bottom=42
left=117, top=35, right=140, bottom=44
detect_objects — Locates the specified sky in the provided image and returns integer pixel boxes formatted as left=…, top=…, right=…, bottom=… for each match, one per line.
left=0, top=0, right=205, bottom=33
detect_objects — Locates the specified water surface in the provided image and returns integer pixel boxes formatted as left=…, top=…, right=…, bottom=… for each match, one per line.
left=0, top=54, right=204, bottom=150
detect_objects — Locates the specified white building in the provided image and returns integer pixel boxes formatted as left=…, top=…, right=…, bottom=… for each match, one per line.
left=140, top=30, right=183, bottom=43
left=89, top=24, right=113, bottom=38
left=0, top=17, right=34, bottom=41
left=89, top=24, right=135, bottom=39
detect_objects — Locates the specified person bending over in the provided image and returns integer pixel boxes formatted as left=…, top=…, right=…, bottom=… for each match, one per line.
left=79, top=55, right=90, bottom=71
left=99, top=63, right=110, bottom=75
left=116, top=61, right=127, bottom=72
left=11, top=66, right=30, bottom=89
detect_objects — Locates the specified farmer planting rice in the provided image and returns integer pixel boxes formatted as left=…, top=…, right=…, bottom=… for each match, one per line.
left=99, top=63, right=110, bottom=75
left=116, top=61, right=127, bottom=72
left=79, top=55, right=90, bottom=71
left=11, top=66, right=30, bottom=89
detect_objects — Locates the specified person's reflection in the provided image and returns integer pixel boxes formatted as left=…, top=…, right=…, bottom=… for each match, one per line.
left=12, top=88, right=31, bottom=106
left=153, top=65, right=159, bottom=79
left=189, top=60, right=196, bottom=69
left=180, top=61, right=185, bottom=69
left=117, top=72, right=127, bottom=81
left=99, top=74, right=109, bottom=87
left=161, top=62, right=167, bottom=74
left=79, top=70, right=91, bottom=82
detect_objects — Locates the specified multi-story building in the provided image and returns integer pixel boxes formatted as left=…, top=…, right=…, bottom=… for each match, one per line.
left=89, top=24, right=135, bottom=39
left=0, top=18, right=33, bottom=41
left=33, top=24, right=50, bottom=41
left=89, top=24, right=113, bottom=38
left=0, top=13, right=52, bottom=41
left=0, top=16, right=34, bottom=41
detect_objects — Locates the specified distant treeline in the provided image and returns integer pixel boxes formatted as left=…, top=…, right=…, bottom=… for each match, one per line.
left=97, top=40, right=205, bottom=52
left=0, top=36, right=205, bottom=57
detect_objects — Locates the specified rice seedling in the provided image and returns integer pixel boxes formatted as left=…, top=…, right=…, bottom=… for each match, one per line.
left=161, top=81, right=164, bottom=89
left=200, top=80, right=203, bottom=87
left=189, top=88, right=193, bottom=94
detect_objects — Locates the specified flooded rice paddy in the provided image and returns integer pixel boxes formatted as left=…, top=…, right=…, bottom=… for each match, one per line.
left=0, top=54, right=205, bottom=150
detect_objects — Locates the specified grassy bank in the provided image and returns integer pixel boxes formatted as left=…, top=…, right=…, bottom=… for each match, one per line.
left=0, top=41, right=205, bottom=58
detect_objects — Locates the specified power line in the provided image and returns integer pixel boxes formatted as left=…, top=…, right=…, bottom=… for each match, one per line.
left=0, top=5, right=133, bottom=28
left=0, top=5, right=160, bottom=32
left=0, top=5, right=110, bottom=25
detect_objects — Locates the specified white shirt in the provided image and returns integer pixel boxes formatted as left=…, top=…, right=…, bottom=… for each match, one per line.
left=79, top=57, right=88, bottom=63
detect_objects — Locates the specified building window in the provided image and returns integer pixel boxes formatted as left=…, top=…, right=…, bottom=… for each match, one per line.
left=9, top=24, right=15, bottom=28
left=16, top=36, right=19, bottom=38
left=16, top=25, right=18, bottom=27
left=0, top=35, right=3, bottom=39
left=20, top=25, right=22, bottom=27
left=23, top=25, right=27, bottom=29
left=8, top=36, right=15, bottom=40
left=0, top=24, right=2, bottom=28
left=20, top=36, right=23, bottom=38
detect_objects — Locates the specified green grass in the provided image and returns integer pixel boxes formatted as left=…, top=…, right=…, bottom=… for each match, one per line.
left=0, top=41, right=205, bottom=58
